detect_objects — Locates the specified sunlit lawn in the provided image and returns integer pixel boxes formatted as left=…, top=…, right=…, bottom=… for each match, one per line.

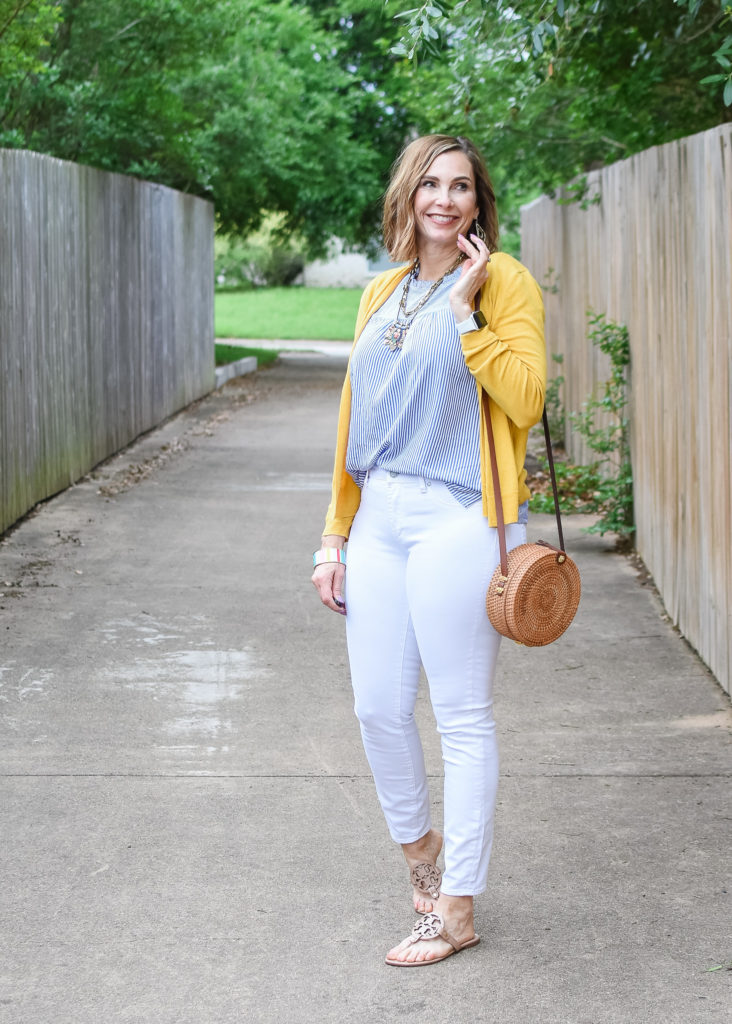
left=215, top=286, right=362, bottom=341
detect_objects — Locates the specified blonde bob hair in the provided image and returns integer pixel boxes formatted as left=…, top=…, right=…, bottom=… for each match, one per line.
left=382, top=134, right=499, bottom=263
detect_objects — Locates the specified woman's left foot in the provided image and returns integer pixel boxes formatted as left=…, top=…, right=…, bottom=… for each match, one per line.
left=385, top=911, right=480, bottom=967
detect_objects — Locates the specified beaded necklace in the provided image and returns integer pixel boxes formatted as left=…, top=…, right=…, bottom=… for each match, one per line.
left=383, top=254, right=464, bottom=352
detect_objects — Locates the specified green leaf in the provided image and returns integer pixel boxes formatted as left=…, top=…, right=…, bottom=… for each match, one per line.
left=704, top=961, right=732, bottom=973
left=724, top=78, right=732, bottom=106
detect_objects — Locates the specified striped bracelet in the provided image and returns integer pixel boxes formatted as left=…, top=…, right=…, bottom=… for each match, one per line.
left=313, top=547, right=347, bottom=567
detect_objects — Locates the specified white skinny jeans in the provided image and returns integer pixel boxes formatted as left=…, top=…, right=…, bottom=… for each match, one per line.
left=344, top=468, right=526, bottom=896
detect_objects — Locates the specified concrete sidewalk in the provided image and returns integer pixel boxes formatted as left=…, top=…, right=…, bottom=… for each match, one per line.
left=218, top=336, right=353, bottom=357
left=0, top=355, right=730, bottom=1024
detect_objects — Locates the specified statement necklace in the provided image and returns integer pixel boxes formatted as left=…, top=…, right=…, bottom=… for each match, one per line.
left=383, top=255, right=464, bottom=352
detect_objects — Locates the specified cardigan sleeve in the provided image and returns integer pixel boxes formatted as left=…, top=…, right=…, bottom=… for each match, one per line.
left=461, top=254, right=546, bottom=429
left=322, top=370, right=360, bottom=538
left=321, top=273, right=403, bottom=538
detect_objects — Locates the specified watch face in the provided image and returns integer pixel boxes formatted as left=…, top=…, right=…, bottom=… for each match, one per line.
left=473, top=310, right=487, bottom=329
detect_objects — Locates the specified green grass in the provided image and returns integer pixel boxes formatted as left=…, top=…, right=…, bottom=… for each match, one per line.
left=215, top=286, right=362, bottom=341
left=214, top=343, right=280, bottom=368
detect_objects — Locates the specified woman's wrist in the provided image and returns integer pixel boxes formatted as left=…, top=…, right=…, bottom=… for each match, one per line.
left=321, top=534, right=346, bottom=548
left=313, top=535, right=347, bottom=568
left=313, top=547, right=346, bottom=567
left=450, top=300, right=473, bottom=323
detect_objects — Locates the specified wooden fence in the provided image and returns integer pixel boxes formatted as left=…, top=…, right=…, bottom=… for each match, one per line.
left=0, top=149, right=214, bottom=535
left=521, top=124, right=732, bottom=696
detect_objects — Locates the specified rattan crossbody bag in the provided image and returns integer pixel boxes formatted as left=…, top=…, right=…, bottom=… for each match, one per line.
left=482, top=389, right=581, bottom=646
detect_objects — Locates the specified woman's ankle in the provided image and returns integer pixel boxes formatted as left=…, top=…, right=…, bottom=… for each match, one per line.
left=435, top=893, right=474, bottom=926
left=401, top=828, right=441, bottom=861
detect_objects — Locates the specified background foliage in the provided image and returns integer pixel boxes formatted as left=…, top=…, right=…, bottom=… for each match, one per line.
left=1, top=0, right=730, bottom=254
left=0, top=0, right=414, bottom=253
left=390, top=0, right=732, bottom=204
left=530, top=313, right=634, bottom=543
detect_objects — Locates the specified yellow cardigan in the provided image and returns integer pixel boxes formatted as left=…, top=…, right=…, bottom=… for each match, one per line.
left=323, top=251, right=546, bottom=536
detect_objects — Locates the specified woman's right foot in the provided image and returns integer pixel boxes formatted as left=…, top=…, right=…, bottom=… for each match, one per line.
left=402, top=829, right=443, bottom=913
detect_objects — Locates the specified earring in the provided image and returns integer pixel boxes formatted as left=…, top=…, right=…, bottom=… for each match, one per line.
left=473, top=220, right=488, bottom=244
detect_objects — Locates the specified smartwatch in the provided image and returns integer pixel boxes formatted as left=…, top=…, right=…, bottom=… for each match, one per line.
left=455, top=310, right=488, bottom=335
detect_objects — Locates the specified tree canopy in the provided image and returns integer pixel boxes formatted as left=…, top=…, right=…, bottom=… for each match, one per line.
left=0, top=0, right=412, bottom=251
left=1, top=0, right=730, bottom=254
left=391, top=0, right=732, bottom=200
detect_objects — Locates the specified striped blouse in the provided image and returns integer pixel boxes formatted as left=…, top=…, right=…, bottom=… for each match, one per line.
left=346, top=268, right=484, bottom=507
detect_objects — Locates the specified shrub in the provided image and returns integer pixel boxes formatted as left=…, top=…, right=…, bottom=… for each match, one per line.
left=215, top=227, right=305, bottom=289
left=545, top=352, right=565, bottom=444
left=530, top=312, right=634, bottom=545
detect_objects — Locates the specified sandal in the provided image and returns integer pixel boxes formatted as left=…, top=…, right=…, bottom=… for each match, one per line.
left=410, top=861, right=442, bottom=912
left=385, top=912, right=481, bottom=967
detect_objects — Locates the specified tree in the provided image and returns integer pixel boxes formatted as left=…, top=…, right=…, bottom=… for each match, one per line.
left=389, top=0, right=732, bottom=201
left=0, top=0, right=405, bottom=252
left=0, top=1, right=60, bottom=79
left=296, top=0, right=422, bottom=245
left=8, top=2, right=726, bottom=256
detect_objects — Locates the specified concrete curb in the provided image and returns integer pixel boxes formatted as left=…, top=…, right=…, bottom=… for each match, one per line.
left=214, top=355, right=258, bottom=387
left=213, top=339, right=351, bottom=389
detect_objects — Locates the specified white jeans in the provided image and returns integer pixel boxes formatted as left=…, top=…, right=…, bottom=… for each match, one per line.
left=344, top=468, right=526, bottom=896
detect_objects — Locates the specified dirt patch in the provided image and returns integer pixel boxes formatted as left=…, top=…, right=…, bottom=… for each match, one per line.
left=95, top=437, right=192, bottom=497
left=91, top=371, right=276, bottom=499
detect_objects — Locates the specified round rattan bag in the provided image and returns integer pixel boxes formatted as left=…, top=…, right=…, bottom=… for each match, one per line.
left=486, top=542, right=581, bottom=647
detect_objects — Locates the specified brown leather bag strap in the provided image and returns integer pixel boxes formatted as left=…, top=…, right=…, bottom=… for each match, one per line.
left=481, top=389, right=566, bottom=560
left=472, top=289, right=566, bottom=564
left=540, top=404, right=565, bottom=552
left=482, top=390, right=509, bottom=578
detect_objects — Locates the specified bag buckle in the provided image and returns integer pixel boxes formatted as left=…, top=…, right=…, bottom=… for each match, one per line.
left=536, top=538, right=567, bottom=563
left=495, top=573, right=509, bottom=596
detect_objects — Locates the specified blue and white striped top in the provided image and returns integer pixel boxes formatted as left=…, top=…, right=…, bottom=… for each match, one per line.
left=346, top=268, right=483, bottom=506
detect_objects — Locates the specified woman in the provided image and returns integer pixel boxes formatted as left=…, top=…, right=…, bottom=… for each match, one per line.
left=311, top=135, right=546, bottom=966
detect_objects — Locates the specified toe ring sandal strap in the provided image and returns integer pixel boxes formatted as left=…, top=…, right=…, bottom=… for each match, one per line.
left=410, top=862, right=442, bottom=899
left=385, top=912, right=481, bottom=967
left=410, top=912, right=460, bottom=951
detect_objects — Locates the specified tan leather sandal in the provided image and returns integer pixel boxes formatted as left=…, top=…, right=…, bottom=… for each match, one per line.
left=410, top=861, right=442, bottom=911
left=385, top=912, right=481, bottom=967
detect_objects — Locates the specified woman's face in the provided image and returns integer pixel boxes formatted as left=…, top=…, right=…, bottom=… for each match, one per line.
left=412, top=150, right=479, bottom=255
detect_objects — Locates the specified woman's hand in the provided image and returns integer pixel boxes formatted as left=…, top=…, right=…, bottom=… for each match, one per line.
left=311, top=535, right=347, bottom=615
left=449, top=232, right=491, bottom=323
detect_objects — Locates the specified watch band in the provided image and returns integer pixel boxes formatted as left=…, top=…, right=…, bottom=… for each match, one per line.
left=455, top=310, right=488, bottom=335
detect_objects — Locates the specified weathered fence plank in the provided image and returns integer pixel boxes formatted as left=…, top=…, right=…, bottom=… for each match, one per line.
left=0, top=149, right=214, bottom=534
left=521, top=124, right=732, bottom=696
